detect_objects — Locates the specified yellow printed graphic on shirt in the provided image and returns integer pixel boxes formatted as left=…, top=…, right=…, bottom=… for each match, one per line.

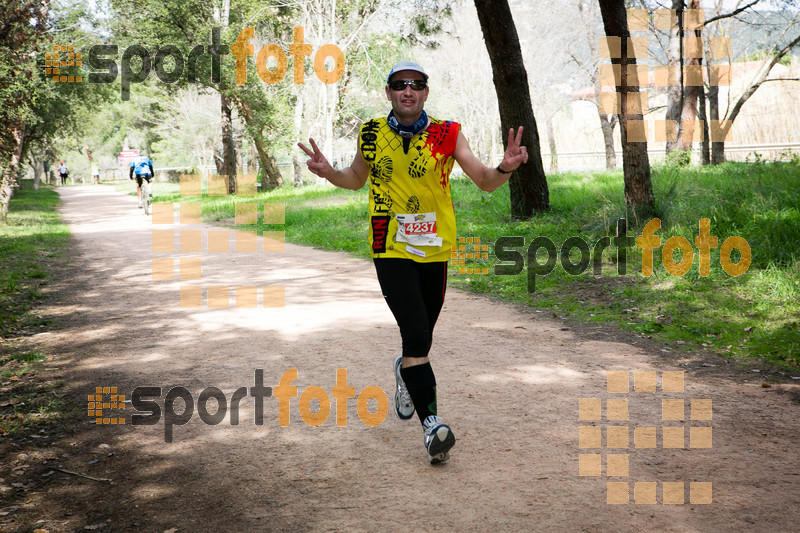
left=359, top=117, right=460, bottom=262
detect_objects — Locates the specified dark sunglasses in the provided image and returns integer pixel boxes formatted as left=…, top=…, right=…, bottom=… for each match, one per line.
left=388, top=79, right=427, bottom=91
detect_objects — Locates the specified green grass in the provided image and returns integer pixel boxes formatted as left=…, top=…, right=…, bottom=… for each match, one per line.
left=464, top=162, right=800, bottom=370
left=151, top=180, right=371, bottom=256
left=0, top=186, right=70, bottom=336
left=150, top=162, right=800, bottom=371
left=0, top=183, right=73, bottom=437
left=471, top=161, right=800, bottom=370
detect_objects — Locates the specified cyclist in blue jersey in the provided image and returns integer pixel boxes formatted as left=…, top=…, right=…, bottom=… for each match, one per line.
left=130, top=155, right=154, bottom=208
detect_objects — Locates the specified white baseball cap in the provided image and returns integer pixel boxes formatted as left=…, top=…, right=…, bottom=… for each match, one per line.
left=386, top=61, right=428, bottom=85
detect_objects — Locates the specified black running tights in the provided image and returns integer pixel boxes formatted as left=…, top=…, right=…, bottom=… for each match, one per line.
left=373, top=258, right=447, bottom=358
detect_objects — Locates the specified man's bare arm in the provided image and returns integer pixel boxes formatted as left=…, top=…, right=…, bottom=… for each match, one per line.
left=297, top=138, right=369, bottom=191
left=453, top=127, right=529, bottom=193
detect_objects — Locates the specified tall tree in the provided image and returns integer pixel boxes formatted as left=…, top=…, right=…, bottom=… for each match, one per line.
left=652, top=0, right=800, bottom=164
left=598, top=0, right=654, bottom=222
left=570, top=0, right=618, bottom=169
left=705, top=0, right=800, bottom=163
left=694, top=0, right=755, bottom=164
left=676, top=0, right=703, bottom=156
left=663, top=0, right=725, bottom=161
left=0, top=0, right=50, bottom=218
left=218, top=0, right=237, bottom=194
left=664, top=0, right=685, bottom=157
left=474, top=0, right=549, bottom=217
left=704, top=0, right=730, bottom=165
left=300, top=0, right=416, bottom=185
left=110, top=0, right=285, bottom=190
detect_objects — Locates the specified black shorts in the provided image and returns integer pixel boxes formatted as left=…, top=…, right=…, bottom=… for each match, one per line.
left=135, top=175, right=152, bottom=187
left=373, top=258, right=447, bottom=358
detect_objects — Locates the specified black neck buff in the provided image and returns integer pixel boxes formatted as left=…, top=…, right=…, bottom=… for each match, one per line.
left=387, top=110, right=429, bottom=138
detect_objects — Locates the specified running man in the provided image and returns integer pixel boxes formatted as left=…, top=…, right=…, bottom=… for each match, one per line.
left=298, top=61, right=528, bottom=464
left=129, top=155, right=154, bottom=208
left=91, top=161, right=100, bottom=184
left=57, top=161, right=69, bottom=185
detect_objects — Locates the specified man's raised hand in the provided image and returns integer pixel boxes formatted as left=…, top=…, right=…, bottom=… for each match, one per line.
left=297, top=138, right=333, bottom=179
left=500, top=126, right=529, bottom=172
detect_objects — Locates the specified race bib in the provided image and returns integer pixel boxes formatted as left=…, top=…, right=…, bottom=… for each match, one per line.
left=395, top=213, right=442, bottom=247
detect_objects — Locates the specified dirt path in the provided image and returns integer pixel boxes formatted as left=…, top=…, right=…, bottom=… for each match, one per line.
left=11, top=185, right=800, bottom=532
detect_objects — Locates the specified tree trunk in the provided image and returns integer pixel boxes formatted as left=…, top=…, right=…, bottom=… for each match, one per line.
left=46, top=145, right=56, bottom=185
left=474, top=0, right=549, bottom=217
left=325, top=0, right=337, bottom=170
left=546, top=114, right=558, bottom=174
left=677, top=77, right=700, bottom=155
left=708, top=0, right=725, bottom=165
left=719, top=32, right=800, bottom=161
left=677, top=0, right=702, bottom=156
left=665, top=0, right=684, bottom=155
left=1, top=123, right=26, bottom=219
left=220, top=93, right=237, bottom=194
left=293, top=158, right=303, bottom=187
left=85, top=145, right=94, bottom=185
left=580, top=0, right=617, bottom=170
left=234, top=97, right=283, bottom=190
left=256, top=143, right=282, bottom=190
left=698, top=83, right=710, bottom=165
left=217, top=0, right=236, bottom=195
left=707, top=82, right=725, bottom=164
left=0, top=173, right=13, bottom=219
left=599, top=112, right=617, bottom=169
left=322, top=84, right=336, bottom=186
left=30, top=155, right=43, bottom=190
left=213, top=146, right=224, bottom=175
left=599, top=0, right=654, bottom=224
left=292, top=76, right=306, bottom=187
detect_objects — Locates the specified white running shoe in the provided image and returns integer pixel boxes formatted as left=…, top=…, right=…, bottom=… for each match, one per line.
left=393, top=356, right=414, bottom=420
left=138, top=201, right=143, bottom=208
left=423, top=415, right=455, bottom=465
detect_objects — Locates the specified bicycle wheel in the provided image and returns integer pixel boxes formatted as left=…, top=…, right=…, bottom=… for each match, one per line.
left=143, top=183, right=150, bottom=215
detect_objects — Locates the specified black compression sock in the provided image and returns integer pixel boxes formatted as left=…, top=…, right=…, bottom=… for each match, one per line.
left=400, top=362, right=437, bottom=425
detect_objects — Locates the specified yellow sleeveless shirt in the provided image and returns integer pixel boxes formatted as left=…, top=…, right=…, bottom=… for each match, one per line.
left=358, top=117, right=460, bottom=262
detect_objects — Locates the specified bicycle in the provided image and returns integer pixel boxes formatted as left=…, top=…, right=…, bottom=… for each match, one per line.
left=141, top=179, right=152, bottom=215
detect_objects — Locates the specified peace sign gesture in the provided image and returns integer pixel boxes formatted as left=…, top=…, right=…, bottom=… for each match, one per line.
left=297, top=138, right=333, bottom=180
left=498, top=126, right=528, bottom=173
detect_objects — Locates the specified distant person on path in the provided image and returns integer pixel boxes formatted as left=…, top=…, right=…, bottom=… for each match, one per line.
left=57, top=161, right=69, bottom=185
left=298, top=61, right=528, bottom=465
left=91, top=161, right=100, bottom=184
left=129, top=155, right=154, bottom=208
